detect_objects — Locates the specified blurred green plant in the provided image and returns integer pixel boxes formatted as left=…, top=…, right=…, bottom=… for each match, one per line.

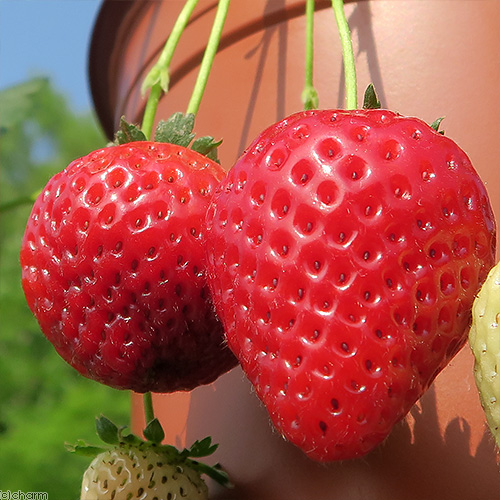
left=0, top=78, right=130, bottom=498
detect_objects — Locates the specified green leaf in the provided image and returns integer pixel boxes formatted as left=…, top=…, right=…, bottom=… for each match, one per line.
left=114, top=117, right=147, bottom=144
left=430, top=117, right=445, bottom=134
left=95, top=416, right=120, bottom=445
left=143, top=418, right=165, bottom=444
left=363, top=83, right=381, bottom=110
left=191, top=136, right=222, bottom=163
left=154, top=112, right=195, bottom=147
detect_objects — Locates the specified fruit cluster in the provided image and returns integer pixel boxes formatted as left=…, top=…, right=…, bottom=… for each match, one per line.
left=17, top=1, right=498, bottom=493
left=21, top=107, right=496, bottom=462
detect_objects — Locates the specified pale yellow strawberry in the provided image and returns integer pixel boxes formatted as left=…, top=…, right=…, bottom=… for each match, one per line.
left=81, top=446, right=208, bottom=500
left=469, top=261, right=500, bottom=448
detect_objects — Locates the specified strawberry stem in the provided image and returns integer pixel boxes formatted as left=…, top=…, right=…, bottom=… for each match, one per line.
left=301, top=0, right=318, bottom=110
left=143, top=392, right=155, bottom=425
left=186, top=0, right=231, bottom=115
left=331, top=0, right=358, bottom=110
left=141, top=0, right=200, bottom=139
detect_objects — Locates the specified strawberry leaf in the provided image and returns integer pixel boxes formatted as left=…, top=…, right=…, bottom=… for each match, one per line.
left=143, top=418, right=165, bottom=444
left=154, top=112, right=196, bottom=147
left=363, top=84, right=381, bottom=110
left=96, top=415, right=120, bottom=445
left=114, top=117, right=147, bottom=144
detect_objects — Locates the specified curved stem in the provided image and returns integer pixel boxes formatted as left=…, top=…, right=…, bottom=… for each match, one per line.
left=331, top=0, right=357, bottom=110
left=302, top=0, right=318, bottom=110
left=186, top=0, right=231, bottom=116
left=141, top=0, right=200, bottom=139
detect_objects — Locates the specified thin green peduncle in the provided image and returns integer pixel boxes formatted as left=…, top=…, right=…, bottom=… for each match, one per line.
left=302, top=0, right=318, bottom=110
left=331, top=0, right=357, bottom=110
left=186, top=0, right=231, bottom=116
left=141, top=0, right=200, bottom=139
left=141, top=86, right=162, bottom=140
left=143, top=392, right=155, bottom=425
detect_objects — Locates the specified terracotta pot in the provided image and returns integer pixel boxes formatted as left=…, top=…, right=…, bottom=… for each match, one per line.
left=89, top=1, right=500, bottom=498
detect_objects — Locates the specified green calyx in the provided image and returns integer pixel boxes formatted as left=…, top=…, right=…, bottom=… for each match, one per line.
left=362, top=84, right=381, bottom=110
left=113, top=113, right=222, bottom=162
left=67, top=415, right=232, bottom=488
left=430, top=116, right=445, bottom=134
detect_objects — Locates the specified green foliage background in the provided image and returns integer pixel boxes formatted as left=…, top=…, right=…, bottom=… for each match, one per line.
left=0, top=78, right=130, bottom=498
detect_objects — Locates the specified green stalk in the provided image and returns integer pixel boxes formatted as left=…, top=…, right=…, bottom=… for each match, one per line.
left=141, top=86, right=163, bottom=140
left=186, top=0, right=231, bottom=115
left=331, top=0, right=357, bottom=109
left=302, top=0, right=318, bottom=110
left=141, top=0, right=200, bottom=139
left=143, top=392, right=155, bottom=425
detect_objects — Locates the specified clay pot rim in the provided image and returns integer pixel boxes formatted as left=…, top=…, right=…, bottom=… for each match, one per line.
left=88, top=0, right=361, bottom=139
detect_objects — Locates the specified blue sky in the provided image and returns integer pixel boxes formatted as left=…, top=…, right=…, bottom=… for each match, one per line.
left=0, top=0, right=102, bottom=111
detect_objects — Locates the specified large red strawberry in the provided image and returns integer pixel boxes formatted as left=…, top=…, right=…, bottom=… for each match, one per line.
left=20, top=136, right=237, bottom=393
left=205, top=108, right=496, bottom=461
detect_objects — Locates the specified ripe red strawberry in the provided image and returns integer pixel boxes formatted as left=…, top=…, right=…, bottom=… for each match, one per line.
left=205, top=108, right=496, bottom=461
left=20, top=140, right=237, bottom=392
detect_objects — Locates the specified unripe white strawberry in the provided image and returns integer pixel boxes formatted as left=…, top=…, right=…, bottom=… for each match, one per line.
left=469, top=261, right=500, bottom=448
left=81, top=446, right=208, bottom=500
left=70, top=416, right=230, bottom=500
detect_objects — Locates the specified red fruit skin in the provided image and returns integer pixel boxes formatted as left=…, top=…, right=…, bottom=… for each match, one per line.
left=20, top=141, right=237, bottom=393
left=205, top=109, right=496, bottom=461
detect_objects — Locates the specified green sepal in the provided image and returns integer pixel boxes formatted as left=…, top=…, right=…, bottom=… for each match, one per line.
left=154, top=112, right=222, bottom=161
left=301, top=86, right=319, bottom=111
left=114, top=117, right=147, bottom=144
left=111, top=113, right=222, bottom=161
left=66, top=440, right=107, bottom=458
left=154, top=112, right=196, bottom=147
left=96, top=415, right=120, bottom=445
left=186, top=436, right=218, bottom=458
left=363, top=84, right=381, bottom=110
left=143, top=418, right=165, bottom=444
left=430, top=116, right=445, bottom=134
left=141, top=66, right=170, bottom=96
left=188, top=460, right=233, bottom=488
left=118, top=430, right=144, bottom=448
left=191, top=136, right=222, bottom=163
